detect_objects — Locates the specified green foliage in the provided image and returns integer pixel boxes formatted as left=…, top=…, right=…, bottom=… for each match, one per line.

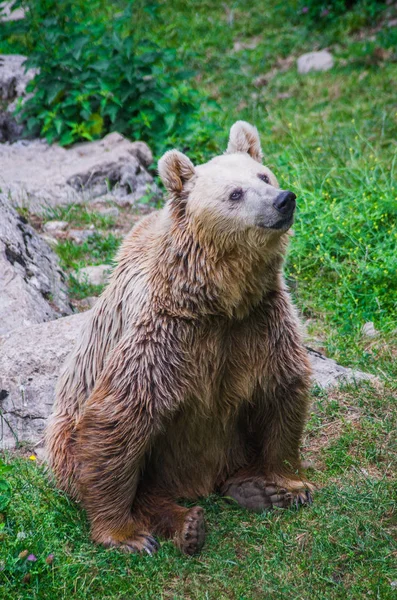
left=296, top=0, right=386, bottom=26
left=284, top=126, right=397, bottom=337
left=0, top=458, right=12, bottom=512
left=17, top=0, right=219, bottom=159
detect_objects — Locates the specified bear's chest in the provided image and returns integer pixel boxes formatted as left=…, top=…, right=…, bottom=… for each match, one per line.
left=191, top=317, right=266, bottom=414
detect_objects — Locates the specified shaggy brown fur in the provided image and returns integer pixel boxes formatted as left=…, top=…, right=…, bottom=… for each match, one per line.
left=46, top=121, right=313, bottom=555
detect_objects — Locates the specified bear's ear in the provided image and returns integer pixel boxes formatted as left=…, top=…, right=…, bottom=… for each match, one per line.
left=158, top=150, right=195, bottom=194
left=226, top=121, right=263, bottom=163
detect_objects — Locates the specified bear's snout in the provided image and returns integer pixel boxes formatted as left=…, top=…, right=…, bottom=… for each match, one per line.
left=272, top=191, right=296, bottom=215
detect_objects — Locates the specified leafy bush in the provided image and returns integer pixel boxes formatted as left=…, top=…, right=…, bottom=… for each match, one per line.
left=17, top=0, right=220, bottom=159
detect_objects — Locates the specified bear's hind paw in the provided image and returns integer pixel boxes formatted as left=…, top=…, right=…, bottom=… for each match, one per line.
left=175, top=506, right=206, bottom=556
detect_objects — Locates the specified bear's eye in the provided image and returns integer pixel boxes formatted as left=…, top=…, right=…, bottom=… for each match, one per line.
left=229, top=188, right=244, bottom=202
left=258, top=173, right=270, bottom=184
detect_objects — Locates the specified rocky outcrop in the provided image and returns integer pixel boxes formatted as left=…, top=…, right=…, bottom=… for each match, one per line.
left=0, top=54, right=36, bottom=102
left=0, top=132, right=159, bottom=213
left=0, top=312, right=374, bottom=450
left=0, top=196, right=72, bottom=336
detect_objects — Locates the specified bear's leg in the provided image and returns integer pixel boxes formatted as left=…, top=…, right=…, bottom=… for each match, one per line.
left=73, top=324, right=197, bottom=554
left=133, top=488, right=206, bottom=556
left=221, top=372, right=314, bottom=512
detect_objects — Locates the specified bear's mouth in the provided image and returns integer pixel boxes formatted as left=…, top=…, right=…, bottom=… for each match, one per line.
left=257, top=214, right=295, bottom=231
left=270, top=214, right=295, bottom=230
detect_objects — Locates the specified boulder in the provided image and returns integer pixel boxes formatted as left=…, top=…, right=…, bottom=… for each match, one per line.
left=0, top=313, right=374, bottom=450
left=297, top=50, right=334, bottom=74
left=0, top=132, right=159, bottom=213
left=0, top=196, right=72, bottom=336
left=0, top=312, right=88, bottom=450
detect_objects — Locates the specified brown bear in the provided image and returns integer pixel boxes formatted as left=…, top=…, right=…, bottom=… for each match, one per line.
left=46, top=121, right=314, bottom=556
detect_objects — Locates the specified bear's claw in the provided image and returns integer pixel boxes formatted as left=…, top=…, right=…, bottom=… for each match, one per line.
left=176, top=506, right=206, bottom=556
left=102, top=532, right=160, bottom=555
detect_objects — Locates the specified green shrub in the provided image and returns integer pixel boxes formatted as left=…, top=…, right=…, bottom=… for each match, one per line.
left=17, top=0, right=220, bottom=159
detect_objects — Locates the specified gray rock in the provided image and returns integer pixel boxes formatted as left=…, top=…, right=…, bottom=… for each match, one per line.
left=307, top=347, right=374, bottom=389
left=0, top=312, right=88, bottom=449
left=43, top=220, right=68, bottom=233
left=297, top=50, right=334, bottom=74
left=75, top=264, right=111, bottom=286
left=0, top=313, right=375, bottom=449
left=0, top=54, right=37, bottom=102
left=0, top=132, right=159, bottom=213
left=0, top=196, right=72, bottom=335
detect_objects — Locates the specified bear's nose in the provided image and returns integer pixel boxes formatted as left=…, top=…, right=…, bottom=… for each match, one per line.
left=273, top=191, right=296, bottom=214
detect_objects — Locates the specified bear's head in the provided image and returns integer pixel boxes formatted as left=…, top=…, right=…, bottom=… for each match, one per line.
left=158, top=121, right=296, bottom=240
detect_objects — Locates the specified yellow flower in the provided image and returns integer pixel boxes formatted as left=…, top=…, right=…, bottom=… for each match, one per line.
left=29, top=455, right=36, bottom=461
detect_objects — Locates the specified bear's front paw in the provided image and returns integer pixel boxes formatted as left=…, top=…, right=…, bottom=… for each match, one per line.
left=222, top=477, right=314, bottom=513
left=97, top=531, right=160, bottom=555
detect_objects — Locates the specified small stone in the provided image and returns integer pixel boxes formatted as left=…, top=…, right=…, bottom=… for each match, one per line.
left=97, top=206, right=120, bottom=218
left=67, top=229, right=95, bottom=244
left=361, top=322, right=378, bottom=338
left=297, top=50, right=334, bottom=74
left=75, top=264, right=111, bottom=287
left=40, top=234, right=59, bottom=248
left=43, top=220, right=68, bottom=233
left=79, top=296, right=98, bottom=310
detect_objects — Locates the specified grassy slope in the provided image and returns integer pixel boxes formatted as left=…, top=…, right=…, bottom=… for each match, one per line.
left=1, top=1, right=397, bottom=598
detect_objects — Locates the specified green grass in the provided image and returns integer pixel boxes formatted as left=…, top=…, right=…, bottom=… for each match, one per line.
left=0, top=381, right=396, bottom=599
left=40, top=204, right=121, bottom=300
left=44, top=204, right=117, bottom=231
left=1, top=1, right=397, bottom=598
